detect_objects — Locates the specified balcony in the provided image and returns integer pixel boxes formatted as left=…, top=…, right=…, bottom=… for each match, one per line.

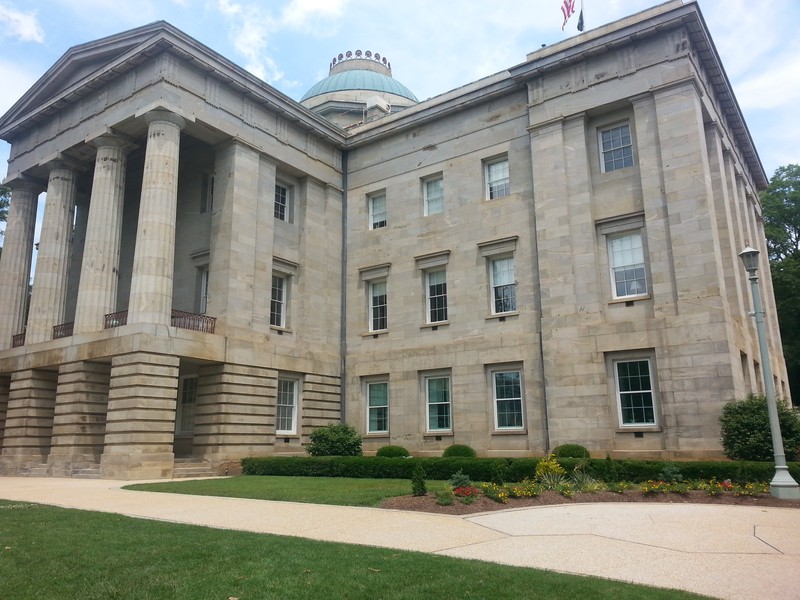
left=103, top=309, right=216, bottom=334
left=11, top=332, right=25, bottom=348
left=53, top=321, right=74, bottom=339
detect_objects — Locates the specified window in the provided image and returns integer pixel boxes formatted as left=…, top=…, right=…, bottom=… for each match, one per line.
left=176, top=376, right=197, bottom=434
left=274, top=183, right=290, bottom=221
left=493, top=370, right=523, bottom=430
left=270, top=273, right=287, bottom=327
left=197, top=267, right=209, bottom=314
left=276, top=377, right=299, bottom=434
left=614, top=358, right=656, bottom=426
left=600, top=123, right=633, bottom=172
left=201, top=173, right=215, bottom=213
left=426, top=375, right=451, bottom=431
left=369, top=193, right=387, bottom=229
left=608, top=232, right=647, bottom=298
left=367, top=381, right=389, bottom=434
left=369, top=280, right=388, bottom=331
left=490, top=258, right=516, bottom=314
left=426, top=270, right=448, bottom=323
left=485, top=157, right=510, bottom=199
left=423, top=176, right=443, bottom=215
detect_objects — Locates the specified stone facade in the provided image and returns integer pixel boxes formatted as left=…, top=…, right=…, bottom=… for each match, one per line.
left=0, top=1, right=788, bottom=478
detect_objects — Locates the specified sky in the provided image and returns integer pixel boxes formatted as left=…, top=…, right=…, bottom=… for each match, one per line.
left=0, top=0, right=799, bottom=239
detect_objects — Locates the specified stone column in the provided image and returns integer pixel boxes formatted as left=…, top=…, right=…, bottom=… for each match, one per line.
left=0, top=181, right=40, bottom=349
left=47, top=361, right=111, bottom=475
left=100, top=351, right=180, bottom=479
left=26, top=164, right=77, bottom=343
left=127, top=110, right=185, bottom=326
left=74, top=135, right=131, bottom=333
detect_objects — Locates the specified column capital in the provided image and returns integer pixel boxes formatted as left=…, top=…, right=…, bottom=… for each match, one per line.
left=45, top=157, right=82, bottom=175
left=90, top=133, right=137, bottom=153
left=5, top=177, right=44, bottom=196
left=143, top=109, right=186, bottom=130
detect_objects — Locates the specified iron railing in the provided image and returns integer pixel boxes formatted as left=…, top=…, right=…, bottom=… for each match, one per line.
left=103, top=310, right=128, bottom=329
left=52, top=321, right=74, bottom=339
left=11, top=332, right=25, bottom=348
left=103, top=309, right=215, bottom=334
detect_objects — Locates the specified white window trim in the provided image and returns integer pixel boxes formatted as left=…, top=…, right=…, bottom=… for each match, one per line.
left=424, top=372, right=452, bottom=433
left=484, top=156, right=510, bottom=200
left=491, top=367, right=524, bottom=431
left=270, top=258, right=298, bottom=330
left=368, top=192, right=387, bottom=230
left=366, top=379, right=389, bottom=434
left=598, top=122, right=634, bottom=173
left=198, top=267, right=209, bottom=314
left=270, top=273, right=287, bottom=328
left=368, top=280, right=388, bottom=332
left=489, top=257, right=517, bottom=315
left=276, top=376, right=300, bottom=435
left=274, top=181, right=293, bottom=222
left=423, top=174, right=444, bottom=216
left=597, top=215, right=648, bottom=301
left=425, top=269, right=448, bottom=324
left=609, top=353, right=660, bottom=429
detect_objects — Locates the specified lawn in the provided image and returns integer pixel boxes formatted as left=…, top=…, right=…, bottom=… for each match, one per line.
left=0, top=500, right=710, bottom=600
left=126, top=475, right=448, bottom=506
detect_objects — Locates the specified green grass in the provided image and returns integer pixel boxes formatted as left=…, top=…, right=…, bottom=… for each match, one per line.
left=126, top=475, right=449, bottom=506
left=0, top=501, right=710, bottom=600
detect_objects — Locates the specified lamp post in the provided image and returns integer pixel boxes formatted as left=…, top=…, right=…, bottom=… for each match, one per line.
left=738, top=246, right=800, bottom=499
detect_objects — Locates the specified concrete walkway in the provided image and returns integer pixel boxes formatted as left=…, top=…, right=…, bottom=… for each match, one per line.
left=1, top=477, right=798, bottom=600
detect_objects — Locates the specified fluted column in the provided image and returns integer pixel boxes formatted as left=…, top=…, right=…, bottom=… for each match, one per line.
left=74, top=135, right=131, bottom=333
left=26, top=164, right=77, bottom=344
left=0, top=181, right=41, bottom=349
left=128, top=110, right=185, bottom=326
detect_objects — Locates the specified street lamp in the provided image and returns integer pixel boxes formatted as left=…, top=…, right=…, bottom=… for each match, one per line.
left=738, top=245, right=800, bottom=499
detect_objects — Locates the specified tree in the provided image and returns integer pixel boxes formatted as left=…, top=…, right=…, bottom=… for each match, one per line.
left=760, top=165, right=800, bottom=402
left=0, top=185, right=9, bottom=260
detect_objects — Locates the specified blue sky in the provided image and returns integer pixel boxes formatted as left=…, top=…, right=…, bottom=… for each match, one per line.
left=0, top=0, right=798, bottom=192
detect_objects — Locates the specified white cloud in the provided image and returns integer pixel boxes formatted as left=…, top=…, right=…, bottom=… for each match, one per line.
left=280, top=0, right=348, bottom=30
left=0, top=58, right=38, bottom=115
left=0, top=3, right=44, bottom=43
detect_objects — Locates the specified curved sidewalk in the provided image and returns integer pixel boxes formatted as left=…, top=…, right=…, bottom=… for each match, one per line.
left=1, top=477, right=798, bottom=600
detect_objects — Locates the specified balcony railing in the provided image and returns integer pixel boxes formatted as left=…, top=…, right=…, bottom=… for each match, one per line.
left=103, top=309, right=215, bottom=334
left=53, top=321, right=74, bottom=339
left=11, top=332, right=25, bottom=348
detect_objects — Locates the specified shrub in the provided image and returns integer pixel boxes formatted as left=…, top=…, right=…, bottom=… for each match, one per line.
left=720, top=394, right=800, bottom=461
left=305, top=424, right=363, bottom=457
left=535, top=454, right=566, bottom=479
left=442, top=444, right=477, bottom=458
left=411, top=462, right=427, bottom=496
left=656, top=462, right=683, bottom=483
left=376, top=445, right=410, bottom=458
left=448, top=469, right=472, bottom=489
left=552, top=444, right=590, bottom=459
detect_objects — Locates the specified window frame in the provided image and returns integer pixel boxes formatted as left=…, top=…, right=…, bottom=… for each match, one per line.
left=485, top=156, right=510, bottom=200
left=201, top=173, right=215, bottom=213
left=176, top=375, right=198, bottom=434
left=368, top=192, right=387, bottom=230
left=599, top=122, right=634, bottom=173
left=423, top=175, right=444, bottom=216
left=491, top=368, right=524, bottom=431
left=425, top=269, right=448, bottom=324
left=490, top=257, right=517, bottom=314
left=274, top=182, right=292, bottom=222
left=425, top=373, right=452, bottom=432
left=607, top=230, right=648, bottom=300
left=270, top=258, right=298, bottom=330
left=610, top=354, right=659, bottom=429
left=270, top=273, right=287, bottom=328
left=597, top=216, right=648, bottom=301
left=366, top=380, right=389, bottom=434
left=276, top=376, right=299, bottom=435
left=368, top=279, right=388, bottom=332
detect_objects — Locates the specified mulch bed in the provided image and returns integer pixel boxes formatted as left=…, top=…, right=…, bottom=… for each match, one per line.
left=379, top=489, right=800, bottom=515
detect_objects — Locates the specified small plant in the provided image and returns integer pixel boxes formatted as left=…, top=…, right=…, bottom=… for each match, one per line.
left=305, top=423, right=362, bottom=456
left=479, top=482, right=509, bottom=504
left=570, top=470, right=601, bottom=493
left=376, top=445, right=410, bottom=458
left=448, top=469, right=472, bottom=489
left=435, top=489, right=454, bottom=505
left=507, top=479, right=541, bottom=499
left=657, top=462, right=684, bottom=483
left=640, top=480, right=670, bottom=495
left=731, top=482, right=769, bottom=497
left=452, top=486, right=481, bottom=504
left=411, top=462, right=427, bottom=497
left=538, top=471, right=567, bottom=490
left=556, top=482, right=575, bottom=498
left=490, top=461, right=509, bottom=485
left=535, top=454, right=566, bottom=480
left=606, top=481, right=634, bottom=494
left=442, top=444, right=477, bottom=458
left=552, top=444, right=591, bottom=459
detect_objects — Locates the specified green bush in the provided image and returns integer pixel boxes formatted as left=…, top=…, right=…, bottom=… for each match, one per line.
left=305, top=424, right=363, bottom=457
left=720, top=394, right=800, bottom=461
left=552, top=444, right=591, bottom=459
left=375, top=445, right=410, bottom=458
left=442, top=444, right=477, bottom=458
left=411, top=462, right=427, bottom=496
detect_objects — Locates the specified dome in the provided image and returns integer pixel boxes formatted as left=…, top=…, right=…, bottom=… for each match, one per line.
left=301, top=69, right=418, bottom=103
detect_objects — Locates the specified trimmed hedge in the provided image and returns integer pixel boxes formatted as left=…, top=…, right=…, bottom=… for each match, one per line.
left=241, top=455, right=800, bottom=483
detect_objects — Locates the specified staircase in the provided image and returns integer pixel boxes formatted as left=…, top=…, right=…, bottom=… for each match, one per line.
left=172, top=458, right=216, bottom=479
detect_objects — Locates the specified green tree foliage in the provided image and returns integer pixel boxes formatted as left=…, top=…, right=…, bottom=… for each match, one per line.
left=305, top=423, right=362, bottom=456
left=0, top=185, right=9, bottom=224
left=719, top=394, right=800, bottom=462
left=760, top=165, right=800, bottom=402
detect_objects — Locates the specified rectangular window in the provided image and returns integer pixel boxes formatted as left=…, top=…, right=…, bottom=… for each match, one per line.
left=424, top=177, right=443, bottom=215
left=176, top=376, right=197, bottom=434
left=491, top=257, right=516, bottom=313
left=600, top=123, right=634, bottom=172
left=369, top=193, right=387, bottom=229
left=270, top=274, right=287, bottom=327
left=486, top=158, right=510, bottom=199
left=426, top=270, right=448, bottom=323
left=615, top=359, right=655, bottom=426
left=367, top=381, right=389, bottom=434
left=493, top=370, right=523, bottom=429
left=197, top=267, right=209, bottom=314
left=276, top=377, right=298, bottom=434
left=201, top=173, right=215, bottom=213
left=369, top=280, right=388, bottom=331
left=274, top=183, right=289, bottom=221
left=608, top=232, right=647, bottom=298
left=426, top=375, right=451, bottom=431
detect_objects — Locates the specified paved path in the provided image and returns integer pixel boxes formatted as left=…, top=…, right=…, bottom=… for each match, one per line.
left=1, top=477, right=799, bottom=599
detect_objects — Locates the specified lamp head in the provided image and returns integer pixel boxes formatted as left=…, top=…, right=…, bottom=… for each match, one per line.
left=739, top=246, right=760, bottom=273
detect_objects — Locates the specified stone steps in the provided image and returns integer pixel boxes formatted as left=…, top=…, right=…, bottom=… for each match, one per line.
left=172, top=458, right=216, bottom=479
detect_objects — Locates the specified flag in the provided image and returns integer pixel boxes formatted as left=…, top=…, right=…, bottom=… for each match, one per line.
left=561, top=0, right=576, bottom=30
left=577, top=7, right=584, bottom=31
